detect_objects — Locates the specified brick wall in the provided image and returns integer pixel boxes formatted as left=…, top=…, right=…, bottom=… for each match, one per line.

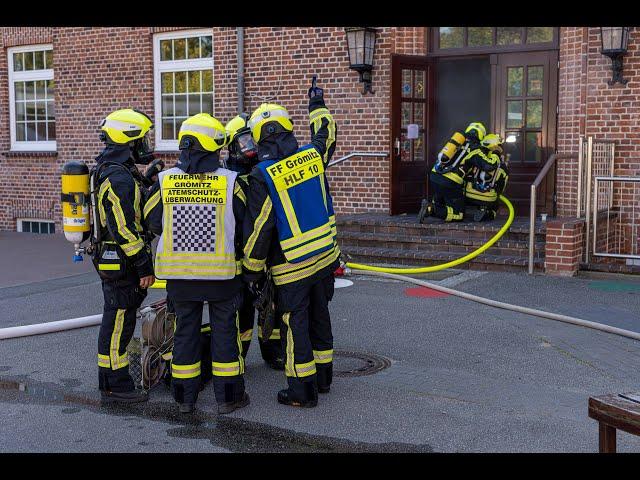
left=0, top=26, right=424, bottom=231
left=544, top=217, right=585, bottom=276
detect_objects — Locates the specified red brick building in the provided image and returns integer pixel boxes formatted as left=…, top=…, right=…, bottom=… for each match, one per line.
left=0, top=27, right=638, bottom=274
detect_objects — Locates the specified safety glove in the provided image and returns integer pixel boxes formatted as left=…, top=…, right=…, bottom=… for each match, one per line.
left=308, top=75, right=324, bottom=99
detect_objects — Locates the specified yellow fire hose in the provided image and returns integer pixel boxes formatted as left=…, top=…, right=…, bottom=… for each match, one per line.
left=345, top=195, right=515, bottom=274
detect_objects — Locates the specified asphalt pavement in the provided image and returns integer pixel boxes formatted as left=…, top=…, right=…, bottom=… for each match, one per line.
left=0, top=232, right=639, bottom=452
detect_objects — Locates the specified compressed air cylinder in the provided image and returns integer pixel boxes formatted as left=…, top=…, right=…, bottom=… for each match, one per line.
left=438, top=131, right=466, bottom=164
left=61, top=161, right=90, bottom=244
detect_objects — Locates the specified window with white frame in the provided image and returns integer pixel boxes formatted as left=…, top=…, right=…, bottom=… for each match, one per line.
left=8, top=45, right=56, bottom=151
left=17, top=218, right=55, bottom=234
left=153, top=30, right=214, bottom=151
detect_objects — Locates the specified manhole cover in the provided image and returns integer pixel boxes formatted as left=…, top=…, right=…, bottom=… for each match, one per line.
left=333, top=350, right=391, bottom=377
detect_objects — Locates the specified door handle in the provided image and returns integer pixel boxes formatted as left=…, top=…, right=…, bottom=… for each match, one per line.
left=394, top=137, right=400, bottom=156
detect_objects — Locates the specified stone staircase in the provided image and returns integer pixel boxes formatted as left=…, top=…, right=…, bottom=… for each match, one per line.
left=336, top=213, right=546, bottom=273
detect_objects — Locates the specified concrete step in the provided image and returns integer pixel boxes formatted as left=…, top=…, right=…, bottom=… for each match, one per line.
left=342, top=246, right=544, bottom=273
left=337, top=231, right=545, bottom=259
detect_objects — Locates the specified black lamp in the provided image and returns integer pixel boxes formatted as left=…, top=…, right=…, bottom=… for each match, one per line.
left=600, top=27, right=630, bottom=86
left=345, top=27, right=378, bottom=94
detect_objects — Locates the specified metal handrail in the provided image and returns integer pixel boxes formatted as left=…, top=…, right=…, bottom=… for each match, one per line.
left=528, top=153, right=562, bottom=274
left=328, top=152, right=388, bottom=168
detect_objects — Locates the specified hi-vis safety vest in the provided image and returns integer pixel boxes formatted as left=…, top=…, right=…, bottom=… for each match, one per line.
left=258, top=145, right=337, bottom=264
left=155, top=166, right=239, bottom=280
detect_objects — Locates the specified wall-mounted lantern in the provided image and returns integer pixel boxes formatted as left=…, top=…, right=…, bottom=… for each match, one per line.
left=600, top=27, right=630, bottom=86
left=345, top=27, right=378, bottom=95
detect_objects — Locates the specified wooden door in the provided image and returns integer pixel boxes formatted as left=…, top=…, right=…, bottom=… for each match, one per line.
left=391, top=55, right=434, bottom=215
left=493, top=51, right=558, bottom=215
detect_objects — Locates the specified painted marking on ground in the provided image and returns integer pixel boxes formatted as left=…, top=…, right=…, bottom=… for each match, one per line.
left=588, top=280, right=640, bottom=293
left=404, top=287, right=450, bottom=298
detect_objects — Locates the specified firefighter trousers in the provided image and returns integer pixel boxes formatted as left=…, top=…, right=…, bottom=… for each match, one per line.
left=429, top=174, right=465, bottom=222
left=238, top=283, right=284, bottom=364
left=169, top=291, right=245, bottom=405
left=276, top=272, right=335, bottom=400
left=98, top=278, right=147, bottom=392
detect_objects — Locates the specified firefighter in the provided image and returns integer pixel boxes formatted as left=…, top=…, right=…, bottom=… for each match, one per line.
left=225, top=113, right=285, bottom=370
left=418, top=122, right=486, bottom=223
left=144, top=113, right=249, bottom=414
left=464, top=133, right=509, bottom=222
left=93, top=109, right=156, bottom=404
left=243, top=78, right=338, bottom=408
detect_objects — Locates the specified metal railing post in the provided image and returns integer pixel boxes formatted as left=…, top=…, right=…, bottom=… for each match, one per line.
left=529, top=184, right=537, bottom=274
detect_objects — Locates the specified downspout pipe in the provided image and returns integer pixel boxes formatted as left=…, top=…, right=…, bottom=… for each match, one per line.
left=237, top=27, right=244, bottom=114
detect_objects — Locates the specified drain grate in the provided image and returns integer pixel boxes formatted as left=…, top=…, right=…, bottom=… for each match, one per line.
left=333, top=350, right=391, bottom=377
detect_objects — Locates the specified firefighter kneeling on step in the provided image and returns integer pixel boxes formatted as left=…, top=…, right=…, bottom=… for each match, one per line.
left=93, top=109, right=156, bottom=404
left=464, top=133, right=509, bottom=222
left=145, top=113, right=249, bottom=414
left=418, top=122, right=486, bottom=223
left=225, top=113, right=285, bottom=370
left=243, top=77, right=338, bottom=408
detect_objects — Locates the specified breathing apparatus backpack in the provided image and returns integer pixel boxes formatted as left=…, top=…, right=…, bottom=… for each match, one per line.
left=434, top=131, right=470, bottom=174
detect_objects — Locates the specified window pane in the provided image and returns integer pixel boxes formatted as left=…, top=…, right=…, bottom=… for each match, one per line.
left=25, top=82, right=35, bottom=100
left=507, top=67, right=523, bottom=97
left=439, top=27, right=464, bottom=48
left=414, top=135, right=424, bottom=162
left=468, top=27, right=493, bottom=46
left=175, top=118, right=186, bottom=136
left=162, top=96, right=174, bottom=116
left=45, top=50, right=53, bottom=69
left=400, top=132, right=411, bottom=161
left=414, top=70, right=425, bottom=99
left=497, top=27, right=522, bottom=45
left=525, top=131, right=542, bottom=163
left=15, top=82, right=25, bottom=101
left=16, top=123, right=25, bottom=141
left=26, top=102, right=36, bottom=121
left=35, top=101, right=46, bottom=120
left=24, top=51, right=34, bottom=70
left=201, top=94, right=213, bottom=114
left=35, top=80, right=46, bottom=100
left=527, top=27, right=553, bottom=44
left=14, top=52, right=24, bottom=71
left=174, top=95, right=187, bottom=116
left=414, top=103, right=424, bottom=129
left=160, top=39, right=172, bottom=60
left=401, top=102, right=411, bottom=128
left=174, top=38, right=186, bottom=60
left=162, top=119, right=174, bottom=140
left=46, top=79, right=55, bottom=99
left=161, top=72, right=174, bottom=93
left=504, top=131, right=522, bottom=163
left=202, top=70, right=213, bottom=91
left=401, top=69, right=412, bottom=97
left=187, top=37, right=200, bottom=59
left=527, top=66, right=544, bottom=96
left=506, top=100, right=523, bottom=128
left=526, top=100, right=543, bottom=128
left=174, top=72, right=186, bottom=93
left=188, top=94, right=200, bottom=115
left=34, top=50, right=45, bottom=70
left=187, top=70, right=200, bottom=93
left=16, top=102, right=25, bottom=121
left=201, top=36, right=212, bottom=58
left=36, top=121, right=46, bottom=141
left=47, top=121, right=56, bottom=140
left=32, top=222, right=40, bottom=234
left=46, top=100, right=55, bottom=121
left=26, top=123, right=36, bottom=141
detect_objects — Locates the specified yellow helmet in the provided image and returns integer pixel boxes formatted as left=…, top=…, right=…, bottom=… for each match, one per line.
left=225, top=113, right=251, bottom=143
left=100, top=109, right=153, bottom=145
left=465, top=122, right=486, bottom=141
left=178, top=113, right=228, bottom=152
left=248, top=103, right=293, bottom=143
left=481, top=133, right=504, bottom=152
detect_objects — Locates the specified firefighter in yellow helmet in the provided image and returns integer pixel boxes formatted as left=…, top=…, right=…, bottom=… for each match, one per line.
left=225, top=113, right=285, bottom=370
left=144, top=113, right=249, bottom=414
left=92, top=109, right=156, bottom=404
left=418, top=122, right=487, bottom=223
left=464, top=133, right=509, bottom=221
left=243, top=77, right=338, bottom=407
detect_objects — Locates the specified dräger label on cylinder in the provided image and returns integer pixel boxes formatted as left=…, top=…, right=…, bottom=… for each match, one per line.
left=162, top=174, right=227, bottom=204
left=266, top=149, right=324, bottom=192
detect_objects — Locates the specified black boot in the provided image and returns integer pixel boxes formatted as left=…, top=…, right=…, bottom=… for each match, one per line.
left=215, top=378, right=250, bottom=414
left=417, top=199, right=432, bottom=224
left=317, top=364, right=333, bottom=394
left=218, top=392, right=250, bottom=414
left=278, top=379, right=318, bottom=407
left=179, top=402, right=195, bottom=414
left=100, top=389, right=148, bottom=405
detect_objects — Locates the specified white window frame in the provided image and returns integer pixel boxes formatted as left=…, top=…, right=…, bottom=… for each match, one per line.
left=17, top=218, right=55, bottom=234
left=8, top=44, right=56, bottom=152
left=153, top=29, right=214, bottom=152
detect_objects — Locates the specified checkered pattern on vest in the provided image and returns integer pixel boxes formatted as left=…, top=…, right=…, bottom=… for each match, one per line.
left=171, top=204, right=216, bottom=252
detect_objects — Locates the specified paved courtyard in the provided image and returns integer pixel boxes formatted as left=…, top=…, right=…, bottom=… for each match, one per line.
left=1, top=232, right=640, bottom=452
